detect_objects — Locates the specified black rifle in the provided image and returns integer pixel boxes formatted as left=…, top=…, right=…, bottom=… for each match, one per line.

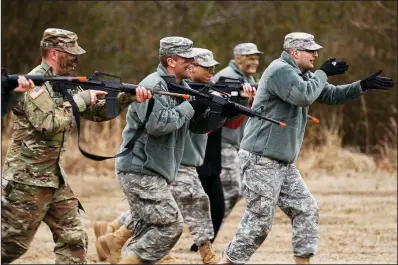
left=2, top=69, right=189, bottom=161
left=2, top=69, right=189, bottom=118
left=186, top=76, right=320, bottom=124
left=186, top=76, right=256, bottom=101
left=2, top=67, right=90, bottom=93
left=164, top=76, right=286, bottom=127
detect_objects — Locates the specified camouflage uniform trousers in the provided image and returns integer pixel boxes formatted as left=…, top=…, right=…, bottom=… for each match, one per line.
left=1, top=179, right=88, bottom=264
left=169, top=165, right=214, bottom=246
left=220, top=141, right=242, bottom=220
left=117, top=165, right=214, bottom=248
left=224, top=150, right=319, bottom=264
left=117, top=211, right=131, bottom=227
left=116, top=171, right=184, bottom=263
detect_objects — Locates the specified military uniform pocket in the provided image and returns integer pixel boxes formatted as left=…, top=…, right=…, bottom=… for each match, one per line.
left=1, top=182, right=36, bottom=233
left=245, top=188, right=274, bottom=217
left=63, top=101, right=73, bottom=116
left=136, top=193, right=180, bottom=225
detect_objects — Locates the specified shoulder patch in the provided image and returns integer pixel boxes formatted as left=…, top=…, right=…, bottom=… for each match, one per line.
left=29, top=86, right=45, bottom=99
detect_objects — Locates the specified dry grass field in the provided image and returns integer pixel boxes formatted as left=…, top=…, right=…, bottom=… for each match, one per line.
left=9, top=170, right=396, bottom=264
left=1, top=113, right=397, bottom=264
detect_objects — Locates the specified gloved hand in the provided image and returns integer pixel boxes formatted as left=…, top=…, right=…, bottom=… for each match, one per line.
left=221, top=102, right=240, bottom=118
left=189, top=99, right=208, bottom=116
left=360, top=70, right=394, bottom=91
left=320, top=58, right=349, bottom=76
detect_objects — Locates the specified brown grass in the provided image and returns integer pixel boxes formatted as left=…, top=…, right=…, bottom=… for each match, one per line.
left=1, top=109, right=396, bottom=176
left=374, top=107, right=397, bottom=173
left=11, top=169, right=398, bottom=264
left=1, top=108, right=397, bottom=264
left=297, top=127, right=377, bottom=176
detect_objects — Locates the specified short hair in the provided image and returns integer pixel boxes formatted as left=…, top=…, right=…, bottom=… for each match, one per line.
left=159, top=55, right=181, bottom=67
left=41, top=47, right=51, bottom=58
left=284, top=48, right=295, bottom=55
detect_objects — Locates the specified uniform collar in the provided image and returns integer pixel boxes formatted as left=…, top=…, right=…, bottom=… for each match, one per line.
left=40, top=61, right=54, bottom=76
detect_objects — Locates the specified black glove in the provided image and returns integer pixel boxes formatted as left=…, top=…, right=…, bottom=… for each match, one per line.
left=221, top=102, right=240, bottom=118
left=320, top=58, right=349, bottom=76
left=360, top=70, right=394, bottom=91
left=189, top=99, right=208, bottom=117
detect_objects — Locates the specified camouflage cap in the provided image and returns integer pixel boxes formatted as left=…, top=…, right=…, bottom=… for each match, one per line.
left=283, top=32, right=323, bottom=51
left=40, top=28, right=86, bottom=55
left=193, top=48, right=219, bottom=67
left=233, top=43, right=263, bottom=57
left=159, top=36, right=201, bottom=58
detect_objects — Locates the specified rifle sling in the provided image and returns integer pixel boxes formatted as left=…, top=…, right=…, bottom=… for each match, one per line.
left=60, top=87, right=155, bottom=161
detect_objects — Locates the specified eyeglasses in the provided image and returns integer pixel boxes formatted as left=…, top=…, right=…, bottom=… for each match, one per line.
left=54, top=49, right=80, bottom=63
left=192, top=64, right=216, bottom=75
left=297, top=49, right=319, bottom=56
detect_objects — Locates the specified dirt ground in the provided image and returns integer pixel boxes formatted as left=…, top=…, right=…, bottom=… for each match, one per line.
left=13, top=170, right=397, bottom=264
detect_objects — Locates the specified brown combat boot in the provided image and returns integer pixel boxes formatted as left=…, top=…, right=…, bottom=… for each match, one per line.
left=98, top=226, right=132, bottom=264
left=118, top=253, right=143, bottom=264
left=218, top=256, right=233, bottom=264
left=94, top=219, right=121, bottom=238
left=294, top=256, right=310, bottom=264
left=156, top=254, right=190, bottom=264
left=94, top=219, right=121, bottom=261
left=199, top=241, right=219, bottom=264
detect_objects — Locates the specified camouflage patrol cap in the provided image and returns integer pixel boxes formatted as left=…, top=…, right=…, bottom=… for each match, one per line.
left=283, top=32, right=323, bottom=51
left=40, top=28, right=86, bottom=55
left=193, top=48, right=219, bottom=67
left=159, top=36, right=201, bottom=58
left=233, top=43, right=263, bottom=57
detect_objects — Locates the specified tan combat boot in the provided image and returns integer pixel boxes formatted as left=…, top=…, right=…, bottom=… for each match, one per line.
left=294, top=256, right=310, bottom=264
left=98, top=226, right=132, bottom=264
left=94, top=219, right=121, bottom=261
left=118, top=253, right=143, bottom=264
left=199, top=241, right=219, bottom=264
left=94, top=219, right=121, bottom=238
left=156, top=254, right=189, bottom=264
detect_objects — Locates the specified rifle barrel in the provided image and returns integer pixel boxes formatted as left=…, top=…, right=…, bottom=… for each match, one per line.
left=152, top=91, right=190, bottom=99
left=307, top=115, right=320, bottom=123
left=232, top=101, right=286, bottom=127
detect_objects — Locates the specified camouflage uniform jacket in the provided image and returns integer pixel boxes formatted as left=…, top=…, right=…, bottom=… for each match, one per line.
left=241, top=51, right=363, bottom=163
left=115, top=64, right=222, bottom=183
left=212, top=60, right=255, bottom=148
left=3, top=61, right=136, bottom=188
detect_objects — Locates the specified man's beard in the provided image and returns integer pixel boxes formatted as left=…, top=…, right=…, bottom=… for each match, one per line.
left=57, top=55, right=78, bottom=75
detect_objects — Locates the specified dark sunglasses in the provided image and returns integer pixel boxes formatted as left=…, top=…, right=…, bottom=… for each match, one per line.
left=54, top=49, right=80, bottom=63
left=297, top=49, right=319, bottom=55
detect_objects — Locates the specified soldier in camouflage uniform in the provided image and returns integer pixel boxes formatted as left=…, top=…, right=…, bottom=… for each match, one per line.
left=219, top=32, right=393, bottom=264
left=1, top=28, right=151, bottom=264
left=94, top=48, right=223, bottom=264
left=212, top=43, right=261, bottom=222
left=105, top=37, right=226, bottom=264
left=166, top=48, right=223, bottom=264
